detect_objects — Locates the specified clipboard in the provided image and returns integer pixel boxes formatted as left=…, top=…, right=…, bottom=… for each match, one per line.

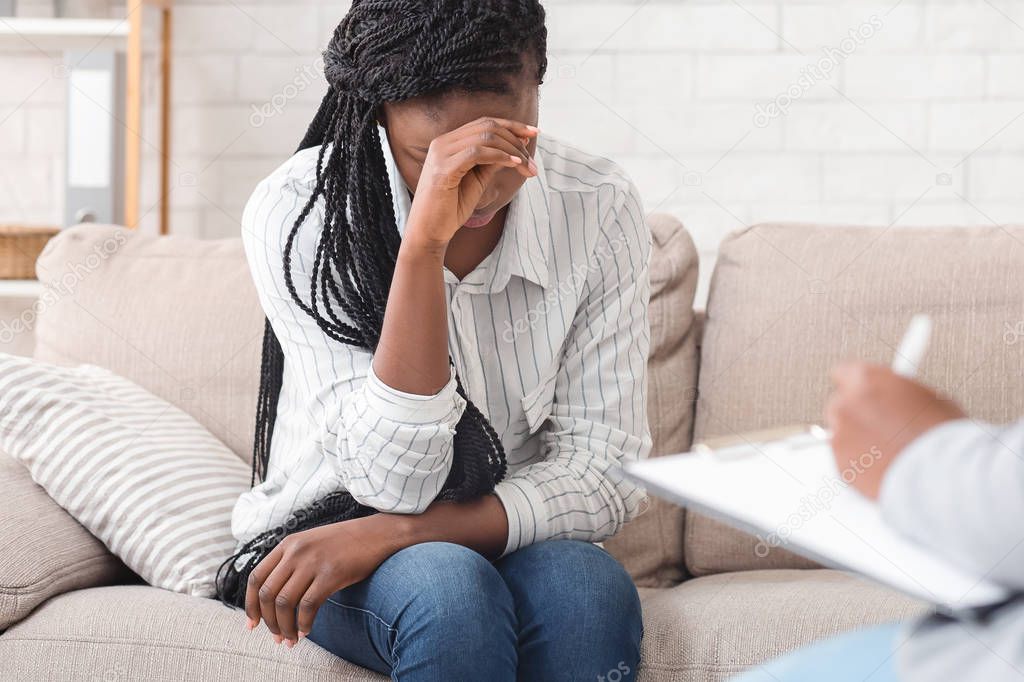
left=620, top=427, right=1011, bottom=614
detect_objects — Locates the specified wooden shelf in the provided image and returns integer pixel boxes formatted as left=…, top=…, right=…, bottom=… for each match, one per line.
left=0, top=17, right=128, bottom=51
left=1, top=3, right=173, bottom=234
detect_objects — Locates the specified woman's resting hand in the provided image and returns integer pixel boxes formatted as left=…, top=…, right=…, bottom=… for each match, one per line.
left=244, top=513, right=409, bottom=647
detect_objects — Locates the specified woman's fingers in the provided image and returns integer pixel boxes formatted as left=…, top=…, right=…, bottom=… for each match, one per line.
left=275, top=569, right=316, bottom=646
left=255, top=557, right=292, bottom=640
left=460, top=116, right=539, bottom=142
left=478, top=133, right=534, bottom=170
left=445, top=145, right=531, bottom=180
left=244, top=547, right=283, bottom=631
left=294, top=577, right=336, bottom=639
left=420, top=116, right=539, bottom=192
left=452, top=118, right=536, bottom=166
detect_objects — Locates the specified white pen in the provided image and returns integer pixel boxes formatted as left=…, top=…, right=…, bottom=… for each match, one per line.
left=891, top=313, right=932, bottom=379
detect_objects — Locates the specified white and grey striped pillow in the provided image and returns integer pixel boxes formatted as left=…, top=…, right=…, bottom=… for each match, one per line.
left=0, top=352, right=250, bottom=597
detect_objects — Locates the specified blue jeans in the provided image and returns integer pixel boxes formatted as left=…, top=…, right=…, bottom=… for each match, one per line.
left=730, top=622, right=903, bottom=682
left=306, top=539, right=643, bottom=681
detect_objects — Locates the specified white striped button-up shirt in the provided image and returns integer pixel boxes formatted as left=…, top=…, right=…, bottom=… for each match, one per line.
left=231, top=129, right=653, bottom=558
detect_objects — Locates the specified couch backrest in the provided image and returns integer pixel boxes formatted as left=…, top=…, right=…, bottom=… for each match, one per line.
left=688, top=222, right=1024, bottom=576
left=604, top=213, right=699, bottom=588
left=32, top=217, right=701, bottom=587
left=33, top=224, right=265, bottom=461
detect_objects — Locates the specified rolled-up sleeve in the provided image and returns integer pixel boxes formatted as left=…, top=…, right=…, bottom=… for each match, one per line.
left=493, top=179, right=654, bottom=555
left=241, top=163, right=464, bottom=515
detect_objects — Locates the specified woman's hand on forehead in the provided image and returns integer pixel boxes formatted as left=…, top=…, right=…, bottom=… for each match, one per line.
left=404, top=116, right=540, bottom=248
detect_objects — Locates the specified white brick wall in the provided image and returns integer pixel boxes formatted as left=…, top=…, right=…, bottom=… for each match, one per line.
left=3, top=0, right=1024, bottom=300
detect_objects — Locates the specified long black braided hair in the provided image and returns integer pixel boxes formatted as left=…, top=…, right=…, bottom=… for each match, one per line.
left=215, top=0, right=548, bottom=609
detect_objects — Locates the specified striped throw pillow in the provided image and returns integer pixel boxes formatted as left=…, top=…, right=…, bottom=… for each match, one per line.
left=0, top=352, right=250, bottom=597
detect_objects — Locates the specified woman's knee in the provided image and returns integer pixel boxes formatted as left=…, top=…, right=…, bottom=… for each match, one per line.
left=501, top=540, right=639, bottom=596
left=381, top=541, right=515, bottom=629
left=499, top=540, right=642, bottom=679
left=313, top=542, right=518, bottom=675
left=499, top=540, right=642, bottom=633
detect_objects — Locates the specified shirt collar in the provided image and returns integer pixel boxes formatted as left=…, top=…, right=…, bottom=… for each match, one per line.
left=379, top=126, right=551, bottom=293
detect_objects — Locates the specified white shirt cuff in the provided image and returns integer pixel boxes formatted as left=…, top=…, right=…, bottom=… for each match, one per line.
left=493, top=478, right=551, bottom=556
left=363, top=363, right=464, bottom=426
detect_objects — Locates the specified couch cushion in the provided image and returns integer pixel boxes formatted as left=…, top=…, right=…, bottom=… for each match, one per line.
left=0, top=571, right=927, bottom=682
left=637, top=570, right=930, bottom=682
left=604, top=213, right=700, bottom=588
left=689, top=223, right=1024, bottom=575
left=33, top=224, right=265, bottom=463
left=0, top=450, right=133, bottom=629
left=0, top=585, right=385, bottom=681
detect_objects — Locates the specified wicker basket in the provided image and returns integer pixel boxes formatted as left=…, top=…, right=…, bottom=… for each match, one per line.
left=0, top=225, right=61, bottom=280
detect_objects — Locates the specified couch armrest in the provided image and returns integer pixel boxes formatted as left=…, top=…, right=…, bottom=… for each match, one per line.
left=0, top=449, right=131, bottom=628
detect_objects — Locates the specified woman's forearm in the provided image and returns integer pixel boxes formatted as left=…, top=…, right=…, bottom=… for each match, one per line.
left=364, top=229, right=510, bottom=557
left=372, top=494, right=510, bottom=561
left=372, top=232, right=451, bottom=394
left=370, top=117, right=536, bottom=396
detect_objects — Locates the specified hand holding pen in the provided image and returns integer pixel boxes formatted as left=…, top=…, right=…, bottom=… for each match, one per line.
left=825, top=315, right=966, bottom=499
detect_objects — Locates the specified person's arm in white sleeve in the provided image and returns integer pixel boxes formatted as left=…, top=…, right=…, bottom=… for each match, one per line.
left=827, top=363, right=1024, bottom=592
left=493, top=179, right=653, bottom=556
left=241, top=164, right=463, bottom=514
left=879, top=417, right=1024, bottom=591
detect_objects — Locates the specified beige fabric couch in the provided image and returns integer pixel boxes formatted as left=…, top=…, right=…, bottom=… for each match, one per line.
left=6, top=216, right=1022, bottom=680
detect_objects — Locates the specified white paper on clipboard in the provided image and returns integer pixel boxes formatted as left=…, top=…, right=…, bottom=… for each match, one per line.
left=620, top=436, right=1010, bottom=614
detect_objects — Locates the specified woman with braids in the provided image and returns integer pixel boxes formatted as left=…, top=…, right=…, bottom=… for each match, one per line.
left=219, top=1, right=653, bottom=678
